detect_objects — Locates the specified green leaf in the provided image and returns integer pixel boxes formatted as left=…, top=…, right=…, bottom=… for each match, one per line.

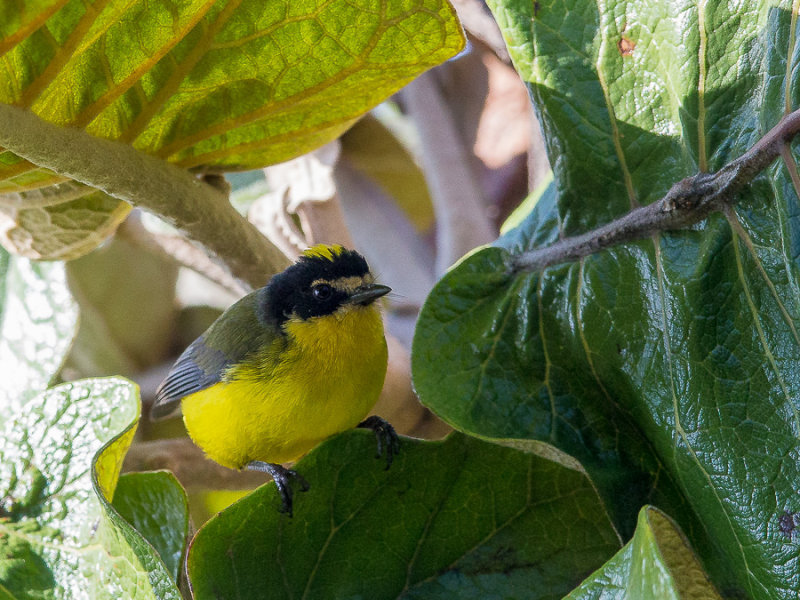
left=0, top=0, right=463, bottom=258
left=112, top=471, right=189, bottom=582
left=0, top=247, right=77, bottom=416
left=413, top=1, right=800, bottom=598
left=187, top=432, right=620, bottom=599
left=566, top=507, right=722, bottom=600
left=414, top=192, right=690, bottom=539
left=0, top=378, right=182, bottom=599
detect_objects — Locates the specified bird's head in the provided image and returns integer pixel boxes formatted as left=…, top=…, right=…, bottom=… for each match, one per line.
left=260, top=244, right=391, bottom=326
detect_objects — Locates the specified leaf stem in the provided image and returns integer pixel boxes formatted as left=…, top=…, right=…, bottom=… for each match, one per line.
left=0, top=104, right=290, bottom=290
left=512, top=108, right=800, bottom=274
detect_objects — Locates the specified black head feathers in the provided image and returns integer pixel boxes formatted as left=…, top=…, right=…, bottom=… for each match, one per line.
left=259, top=245, right=372, bottom=325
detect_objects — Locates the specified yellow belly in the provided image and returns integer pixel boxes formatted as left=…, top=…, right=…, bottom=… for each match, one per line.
left=181, top=305, right=387, bottom=469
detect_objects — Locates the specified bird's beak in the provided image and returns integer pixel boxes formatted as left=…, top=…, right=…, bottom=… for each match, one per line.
left=347, top=283, right=392, bottom=306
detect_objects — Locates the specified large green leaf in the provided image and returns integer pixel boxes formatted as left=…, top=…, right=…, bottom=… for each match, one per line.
left=0, top=378, right=183, bottom=599
left=0, top=247, right=77, bottom=415
left=0, top=0, right=464, bottom=258
left=413, top=1, right=800, bottom=598
left=187, top=432, right=621, bottom=599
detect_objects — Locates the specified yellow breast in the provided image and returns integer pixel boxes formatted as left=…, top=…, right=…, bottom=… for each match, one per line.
left=180, top=304, right=387, bottom=469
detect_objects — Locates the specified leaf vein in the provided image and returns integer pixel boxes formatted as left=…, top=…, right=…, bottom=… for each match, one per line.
left=726, top=207, right=800, bottom=348
left=121, top=0, right=240, bottom=145
left=593, top=0, right=637, bottom=209
left=696, top=0, right=708, bottom=172
left=22, top=0, right=115, bottom=108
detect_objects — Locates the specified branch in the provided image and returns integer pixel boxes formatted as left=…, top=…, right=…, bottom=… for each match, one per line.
left=122, top=438, right=270, bottom=491
left=118, top=215, right=248, bottom=297
left=513, top=108, right=800, bottom=274
left=0, top=104, right=290, bottom=290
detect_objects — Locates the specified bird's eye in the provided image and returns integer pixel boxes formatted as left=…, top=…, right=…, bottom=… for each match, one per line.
left=312, top=284, right=333, bottom=300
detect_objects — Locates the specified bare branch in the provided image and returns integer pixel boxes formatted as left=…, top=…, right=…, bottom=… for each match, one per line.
left=513, top=108, right=800, bottom=274
left=118, top=215, right=248, bottom=297
left=122, top=438, right=269, bottom=491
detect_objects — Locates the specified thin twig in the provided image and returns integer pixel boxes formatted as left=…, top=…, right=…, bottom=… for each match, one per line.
left=513, top=108, right=800, bottom=274
left=118, top=215, right=248, bottom=297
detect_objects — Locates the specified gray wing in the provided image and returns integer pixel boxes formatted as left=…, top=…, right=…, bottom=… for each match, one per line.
left=150, top=289, right=274, bottom=420
left=150, top=336, right=231, bottom=420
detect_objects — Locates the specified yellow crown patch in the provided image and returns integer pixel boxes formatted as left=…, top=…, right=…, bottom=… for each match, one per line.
left=302, top=244, right=345, bottom=261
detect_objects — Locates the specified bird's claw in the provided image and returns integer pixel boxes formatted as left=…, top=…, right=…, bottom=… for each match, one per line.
left=357, top=415, right=400, bottom=470
left=246, top=461, right=309, bottom=517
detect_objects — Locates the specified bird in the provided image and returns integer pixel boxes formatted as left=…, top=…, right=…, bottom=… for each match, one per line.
left=151, top=244, right=398, bottom=516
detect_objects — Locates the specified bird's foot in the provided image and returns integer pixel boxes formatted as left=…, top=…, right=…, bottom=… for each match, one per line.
left=246, top=461, right=309, bottom=517
left=357, top=416, right=400, bottom=470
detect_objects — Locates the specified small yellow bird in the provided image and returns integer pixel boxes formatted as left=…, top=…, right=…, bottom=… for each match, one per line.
left=151, top=244, right=397, bottom=515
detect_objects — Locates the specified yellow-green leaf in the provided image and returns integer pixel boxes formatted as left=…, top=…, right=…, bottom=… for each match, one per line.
left=341, top=113, right=435, bottom=232
left=0, top=190, right=130, bottom=259
left=566, top=507, right=722, bottom=600
left=0, top=0, right=465, bottom=185
left=0, top=0, right=464, bottom=258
